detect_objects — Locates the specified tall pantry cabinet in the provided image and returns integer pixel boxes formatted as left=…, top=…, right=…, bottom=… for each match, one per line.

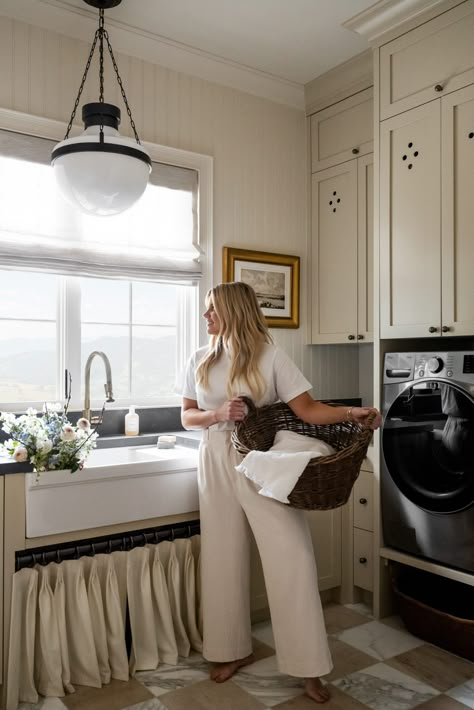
left=310, top=88, right=374, bottom=344
left=379, top=1, right=474, bottom=338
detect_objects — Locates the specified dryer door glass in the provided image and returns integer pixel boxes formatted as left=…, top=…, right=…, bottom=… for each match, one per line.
left=382, top=382, right=474, bottom=513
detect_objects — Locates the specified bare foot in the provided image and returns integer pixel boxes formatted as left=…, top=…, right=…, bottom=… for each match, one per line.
left=210, top=653, right=255, bottom=682
left=304, top=677, right=330, bottom=703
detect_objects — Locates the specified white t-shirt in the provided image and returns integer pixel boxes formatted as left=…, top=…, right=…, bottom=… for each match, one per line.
left=182, top=343, right=312, bottom=430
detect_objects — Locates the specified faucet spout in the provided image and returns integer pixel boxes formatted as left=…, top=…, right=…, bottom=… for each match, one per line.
left=83, top=351, right=115, bottom=424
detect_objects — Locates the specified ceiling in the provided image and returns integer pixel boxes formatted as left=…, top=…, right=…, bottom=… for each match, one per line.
left=0, top=0, right=378, bottom=106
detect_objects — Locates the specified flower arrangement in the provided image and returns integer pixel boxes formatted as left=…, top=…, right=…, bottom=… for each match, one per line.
left=0, top=402, right=98, bottom=474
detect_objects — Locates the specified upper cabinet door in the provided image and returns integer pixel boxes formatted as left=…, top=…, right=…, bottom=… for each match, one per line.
left=441, top=84, right=474, bottom=336
left=311, top=161, right=358, bottom=344
left=380, top=101, right=441, bottom=338
left=380, top=1, right=474, bottom=120
left=357, top=154, right=373, bottom=343
left=311, top=88, right=373, bottom=172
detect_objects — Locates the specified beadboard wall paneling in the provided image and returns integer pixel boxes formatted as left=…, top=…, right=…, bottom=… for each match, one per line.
left=0, top=15, right=359, bottom=400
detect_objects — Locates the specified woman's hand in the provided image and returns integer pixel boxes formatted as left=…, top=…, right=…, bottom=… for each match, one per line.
left=215, top=397, right=247, bottom=423
left=350, top=407, right=382, bottom=430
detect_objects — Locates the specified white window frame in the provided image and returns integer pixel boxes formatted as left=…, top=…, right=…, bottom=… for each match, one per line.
left=0, top=108, right=213, bottom=411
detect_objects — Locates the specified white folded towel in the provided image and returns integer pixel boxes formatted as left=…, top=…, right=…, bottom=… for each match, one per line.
left=235, top=430, right=336, bottom=504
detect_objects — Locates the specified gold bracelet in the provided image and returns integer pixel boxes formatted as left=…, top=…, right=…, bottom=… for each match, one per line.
left=346, top=407, right=353, bottom=422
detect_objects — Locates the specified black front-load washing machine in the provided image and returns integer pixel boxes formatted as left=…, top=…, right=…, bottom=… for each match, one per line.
left=381, top=351, right=474, bottom=573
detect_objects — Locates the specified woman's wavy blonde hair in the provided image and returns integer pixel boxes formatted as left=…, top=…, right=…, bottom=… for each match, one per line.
left=196, top=281, right=273, bottom=400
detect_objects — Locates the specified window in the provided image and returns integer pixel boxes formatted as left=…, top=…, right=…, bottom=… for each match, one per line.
left=0, top=271, right=196, bottom=407
left=0, top=271, right=58, bottom=403
left=0, top=109, right=212, bottom=410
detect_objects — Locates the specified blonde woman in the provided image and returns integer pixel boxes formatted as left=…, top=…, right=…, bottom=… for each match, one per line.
left=182, top=281, right=381, bottom=704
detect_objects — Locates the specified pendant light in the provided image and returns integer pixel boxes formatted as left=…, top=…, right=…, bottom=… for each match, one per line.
left=51, top=0, right=152, bottom=217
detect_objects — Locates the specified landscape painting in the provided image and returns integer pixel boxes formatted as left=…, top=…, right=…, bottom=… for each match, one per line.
left=222, top=247, right=300, bottom=328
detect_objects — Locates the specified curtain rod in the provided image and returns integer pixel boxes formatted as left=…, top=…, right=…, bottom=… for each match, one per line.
left=16, top=519, right=200, bottom=571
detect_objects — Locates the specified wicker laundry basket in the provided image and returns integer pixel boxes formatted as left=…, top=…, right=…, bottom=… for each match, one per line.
left=232, top=397, right=374, bottom=511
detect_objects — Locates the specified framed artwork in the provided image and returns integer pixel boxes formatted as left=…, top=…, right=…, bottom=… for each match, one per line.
left=222, top=247, right=300, bottom=328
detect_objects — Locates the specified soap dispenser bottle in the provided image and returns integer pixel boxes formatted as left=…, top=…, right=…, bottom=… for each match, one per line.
left=125, top=406, right=139, bottom=436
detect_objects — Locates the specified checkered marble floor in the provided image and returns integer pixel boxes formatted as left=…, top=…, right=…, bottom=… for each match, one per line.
left=19, top=603, right=474, bottom=710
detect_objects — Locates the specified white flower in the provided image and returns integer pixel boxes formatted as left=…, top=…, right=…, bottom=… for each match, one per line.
left=76, top=418, right=91, bottom=430
left=26, top=407, right=37, bottom=416
left=60, top=425, right=77, bottom=442
left=37, top=439, right=53, bottom=454
left=13, top=446, right=28, bottom=462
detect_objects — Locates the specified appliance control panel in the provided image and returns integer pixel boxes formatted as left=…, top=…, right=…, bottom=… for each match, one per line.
left=384, top=352, right=474, bottom=385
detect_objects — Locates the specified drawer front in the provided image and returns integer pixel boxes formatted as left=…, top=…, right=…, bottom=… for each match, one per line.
left=353, top=470, right=373, bottom=531
left=311, top=88, right=373, bottom=172
left=353, top=528, right=373, bottom=591
left=380, top=1, right=474, bottom=119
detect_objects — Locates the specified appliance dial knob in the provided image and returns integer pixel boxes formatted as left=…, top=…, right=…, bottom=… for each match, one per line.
left=427, top=356, right=444, bottom=373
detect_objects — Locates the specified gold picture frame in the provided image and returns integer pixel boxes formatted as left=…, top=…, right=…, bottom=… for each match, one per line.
left=223, top=247, right=300, bottom=328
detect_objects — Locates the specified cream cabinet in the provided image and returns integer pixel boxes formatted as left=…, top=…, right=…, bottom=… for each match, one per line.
left=380, top=84, right=474, bottom=338
left=306, top=508, right=342, bottom=590
left=311, top=87, right=373, bottom=172
left=249, top=507, right=342, bottom=619
left=311, top=154, right=373, bottom=344
left=352, top=464, right=374, bottom=592
left=380, top=0, right=474, bottom=120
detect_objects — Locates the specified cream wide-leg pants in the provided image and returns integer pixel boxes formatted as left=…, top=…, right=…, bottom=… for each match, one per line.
left=198, top=428, right=333, bottom=678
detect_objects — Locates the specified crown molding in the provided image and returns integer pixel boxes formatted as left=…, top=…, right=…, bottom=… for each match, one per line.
left=304, top=50, right=373, bottom=116
left=343, top=0, right=465, bottom=47
left=0, top=0, right=305, bottom=109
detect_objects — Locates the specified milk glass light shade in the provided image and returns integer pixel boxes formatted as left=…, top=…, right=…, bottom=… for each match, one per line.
left=52, top=103, right=151, bottom=217
left=50, top=1, right=152, bottom=217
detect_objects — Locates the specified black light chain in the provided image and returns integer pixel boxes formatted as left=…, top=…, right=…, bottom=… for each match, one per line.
left=98, top=9, right=105, bottom=103
left=104, top=30, right=142, bottom=144
left=63, top=29, right=100, bottom=139
left=98, top=9, right=105, bottom=143
left=63, top=6, right=141, bottom=146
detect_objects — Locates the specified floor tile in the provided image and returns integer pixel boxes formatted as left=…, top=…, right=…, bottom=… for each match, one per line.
left=446, top=680, right=474, bottom=709
left=325, top=637, right=378, bottom=682
left=416, top=696, right=474, bottom=709
left=380, top=615, right=407, bottom=631
left=61, top=678, right=153, bottom=710
left=334, top=620, right=424, bottom=661
left=252, top=620, right=275, bottom=649
left=159, top=678, right=268, bottom=709
left=275, top=684, right=370, bottom=708
left=19, top=700, right=68, bottom=710
left=134, top=653, right=209, bottom=697
left=253, top=637, right=279, bottom=662
left=324, top=603, right=371, bottom=635
left=387, top=644, right=474, bottom=692
left=332, top=662, right=439, bottom=710
left=232, top=655, right=306, bottom=707
left=123, top=700, right=169, bottom=710
left=344, top=603, right=374, bottom=619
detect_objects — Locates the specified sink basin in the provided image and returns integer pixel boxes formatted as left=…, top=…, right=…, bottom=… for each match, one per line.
left=25, top=444, right=199, bottom=538
left=85, top=444, right=192, bottom=466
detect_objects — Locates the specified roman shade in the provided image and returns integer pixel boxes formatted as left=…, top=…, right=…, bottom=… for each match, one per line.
left=0, top=129, right=201, bottom=283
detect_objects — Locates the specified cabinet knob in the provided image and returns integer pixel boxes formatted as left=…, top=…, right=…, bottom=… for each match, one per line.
left=359, top=497, right=368, bottom=505
left=434, top=84, right=443, bottom=92
left=359, top=557, right=367, bottom=564
left=442, top=325, right=450, bottom=333
left=428, top=326, right=438, bottom=333
left=352, top=147, right=360, bottom=155
left=348, top=334, right=355, bottom=341
left=357, top=334, right=364, bottom=340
